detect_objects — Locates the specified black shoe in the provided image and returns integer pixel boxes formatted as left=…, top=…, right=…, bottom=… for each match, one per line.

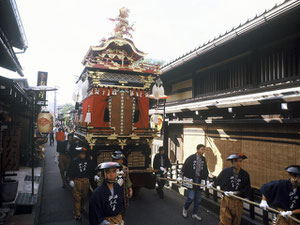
left=80, top=208, right=85, bottom=214
left=74, top=215, right=81, bottom=221
left=159, top=192, right=164, bottom=199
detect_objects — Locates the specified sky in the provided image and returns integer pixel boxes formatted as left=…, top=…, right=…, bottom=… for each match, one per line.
left=4, top=0, right=283, bottom=110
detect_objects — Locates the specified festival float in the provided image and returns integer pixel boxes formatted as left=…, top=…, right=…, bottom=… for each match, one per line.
left=73, top=8, right=161, bottom=189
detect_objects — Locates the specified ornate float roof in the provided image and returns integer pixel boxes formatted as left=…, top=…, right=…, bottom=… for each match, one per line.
left=82, top=8, right=160, bottom=75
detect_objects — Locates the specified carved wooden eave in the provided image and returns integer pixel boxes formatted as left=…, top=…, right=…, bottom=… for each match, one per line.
left=82, top=37, right=147, bottom=65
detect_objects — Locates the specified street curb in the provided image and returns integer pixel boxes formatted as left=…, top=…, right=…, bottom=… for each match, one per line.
left=33, top=157, right=45, bottom=225
left=167, top=182, right=262, bottom=225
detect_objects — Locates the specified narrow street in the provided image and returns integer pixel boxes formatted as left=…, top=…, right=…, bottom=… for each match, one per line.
left=38, top=143, right=218, bottom=225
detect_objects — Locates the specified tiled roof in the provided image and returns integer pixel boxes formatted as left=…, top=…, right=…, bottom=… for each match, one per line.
left=161, top=0, right=299, bottom=73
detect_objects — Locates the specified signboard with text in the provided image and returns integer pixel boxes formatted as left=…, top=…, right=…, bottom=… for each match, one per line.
left=37, top=71, right=48, bottom=105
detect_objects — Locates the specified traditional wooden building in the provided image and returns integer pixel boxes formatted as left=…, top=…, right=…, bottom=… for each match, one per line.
left=152, top=0, right=300, bottom=188
left=0, top=0, right=30, bottom=180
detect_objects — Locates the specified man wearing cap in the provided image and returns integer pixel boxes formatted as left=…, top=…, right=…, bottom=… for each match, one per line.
left=153, top=146, right=171, bottom=199
left=57, top=133, right=74, bottom=188
left=177, top=144, right=209, bottom=221
left=68, top=147, right=93, bottom=221
left=95, top=151, right=133, bottom=210
left=89, top=162, right=124, bottom=225
left=211, top=153, right=250, bottom=225
left=259, top=165, right=300, bottom=225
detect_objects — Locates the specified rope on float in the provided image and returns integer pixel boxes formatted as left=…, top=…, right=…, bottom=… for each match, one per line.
left=158, top=177, right=300, bottom=223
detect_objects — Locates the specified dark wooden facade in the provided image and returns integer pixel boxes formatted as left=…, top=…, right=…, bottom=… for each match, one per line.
left=153, top=0, right=300, bottom=188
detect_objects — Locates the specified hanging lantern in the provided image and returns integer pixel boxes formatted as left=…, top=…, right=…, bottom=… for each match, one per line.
left=150, top=114, right=163, bottom=131
left=149, top=78, right=168, bottom=100
left=37, top=111, right=53, bottom=133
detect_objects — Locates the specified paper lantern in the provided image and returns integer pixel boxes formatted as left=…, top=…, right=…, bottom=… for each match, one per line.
left=37, top=112, right=53, bottom=133
left=150, top=114, right=163, bottom=131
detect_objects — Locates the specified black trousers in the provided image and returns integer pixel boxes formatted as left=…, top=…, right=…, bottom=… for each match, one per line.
left=156, top=174, right=166, bottom=197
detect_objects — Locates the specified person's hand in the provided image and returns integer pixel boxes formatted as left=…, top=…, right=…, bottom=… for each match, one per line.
left=129, top=187, right=133, bottom=198
left=280, top=211, right=292, bottom=217
left=224, top=191, right=235, bottom=197
left=117, top=178, right=124, bottom=186
left=259, top=200, right=269, bottom=210
left=69, top=180, right=74, bottom=188
left=163, top=168, right=167, bottom=175
left=160, top=167, right=164, bottom=172
left=206, top=181, right=212, bottom=189
left=177, top=177, right=182, bottom=183
left=94, top=175, right=100, bottom=182
left=117, top=170, right=124, bottom=176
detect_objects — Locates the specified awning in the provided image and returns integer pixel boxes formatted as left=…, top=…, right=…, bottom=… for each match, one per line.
left=150, top=86, right=300, bottom=114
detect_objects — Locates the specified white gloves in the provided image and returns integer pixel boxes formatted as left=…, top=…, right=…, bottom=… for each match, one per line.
left=94, top=175, right=100, bottom=182
left=206, top=181, right=212, bottom=189
left=177, top=177, right=182, bottom=183
left=160, top=167, right=167, bottom=174
left=69, top=180, right=74, bottom=188
left=224, top=191, right=234, bottom=197
left=117, top=170, right=124, bottom=176
left=117, top=178, right=124, bottom=186
left=259, top=200, right=269, bottom=210
left=280, top=211, right=292, bottom=217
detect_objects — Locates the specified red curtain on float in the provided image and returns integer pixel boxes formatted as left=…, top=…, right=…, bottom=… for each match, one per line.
left=134, top=93, right=149, bottom=129
left=81, top=88, right=109, bottom=127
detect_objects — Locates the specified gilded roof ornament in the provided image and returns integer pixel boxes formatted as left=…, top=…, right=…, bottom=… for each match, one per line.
left=109, top=7, right=134, bottom=39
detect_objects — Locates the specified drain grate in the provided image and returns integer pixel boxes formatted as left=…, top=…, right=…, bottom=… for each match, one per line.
left=15, top=193, right=37, bottom=205
left=24, top=175, right=40, bottom=182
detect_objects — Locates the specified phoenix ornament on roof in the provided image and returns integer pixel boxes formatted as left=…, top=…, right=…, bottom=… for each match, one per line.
left=109, top=7, right=135, bottom=39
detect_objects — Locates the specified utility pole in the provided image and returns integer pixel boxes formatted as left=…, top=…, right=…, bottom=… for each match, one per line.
left=54, top=89, right=57, bottom=122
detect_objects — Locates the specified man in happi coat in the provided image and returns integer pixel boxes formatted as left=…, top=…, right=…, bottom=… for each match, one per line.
left=259, top=165, right=300, bottom=225
left=211, top=153, right=250, bottom=225
left=89, top=162, right=124, bottom=225
left=69, top=147, right=93, bottom=220
left=177, top=144, right=209, bottom=221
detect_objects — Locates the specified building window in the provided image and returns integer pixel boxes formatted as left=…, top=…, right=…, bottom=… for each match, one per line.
left=259, top=44, right=300, bottom=83
left=194, top=60, right=252, bottom=96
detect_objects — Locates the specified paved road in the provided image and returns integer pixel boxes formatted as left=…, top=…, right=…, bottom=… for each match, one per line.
left=39, top=143, right=219, bottom=225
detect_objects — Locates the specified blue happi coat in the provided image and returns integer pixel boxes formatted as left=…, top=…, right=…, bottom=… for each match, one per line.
left=260, top=179, right=300, bottom=211
left=214, top=167, right=250, bottom=198
left=89, top=181, right=124, bottom=225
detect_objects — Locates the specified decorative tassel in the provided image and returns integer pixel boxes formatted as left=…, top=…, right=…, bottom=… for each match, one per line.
left=145, top=91, right=149, bottom=98
left=130, top=89, right=134, bottom=96
left=85, top=106, right=91, bottom=124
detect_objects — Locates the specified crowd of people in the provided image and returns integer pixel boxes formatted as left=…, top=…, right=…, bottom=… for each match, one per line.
left=175, top=144, right=299, bottom=225
left=51, top=128, right=299, bottom=225
left=52, top=126, right=132, bottom=224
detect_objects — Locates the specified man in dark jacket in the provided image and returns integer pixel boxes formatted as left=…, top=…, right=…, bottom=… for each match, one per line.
left=211, top=153, right=250, bottom=225
left=153, top=146, right=171, bottom=199
left=58, top=133, right=75, bottom=188
left=259, top=165, right=300, bottom=225
left=89, top=162, right=124, bottom=225
left=178, top=144, right=208, bottom=221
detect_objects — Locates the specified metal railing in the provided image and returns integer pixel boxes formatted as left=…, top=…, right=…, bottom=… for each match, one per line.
left=167, top=161, right=275, bottom=225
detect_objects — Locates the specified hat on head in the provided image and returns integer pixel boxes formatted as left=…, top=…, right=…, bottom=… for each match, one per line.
left=75, top=147, right=87, bottom=152
left=112, top=150, right=124, bottom=160
left=95, top=162, right=121, bottom=171
left=226, top=153, right=247, bottom=161
left=285, top=165, right=300, bottom=175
